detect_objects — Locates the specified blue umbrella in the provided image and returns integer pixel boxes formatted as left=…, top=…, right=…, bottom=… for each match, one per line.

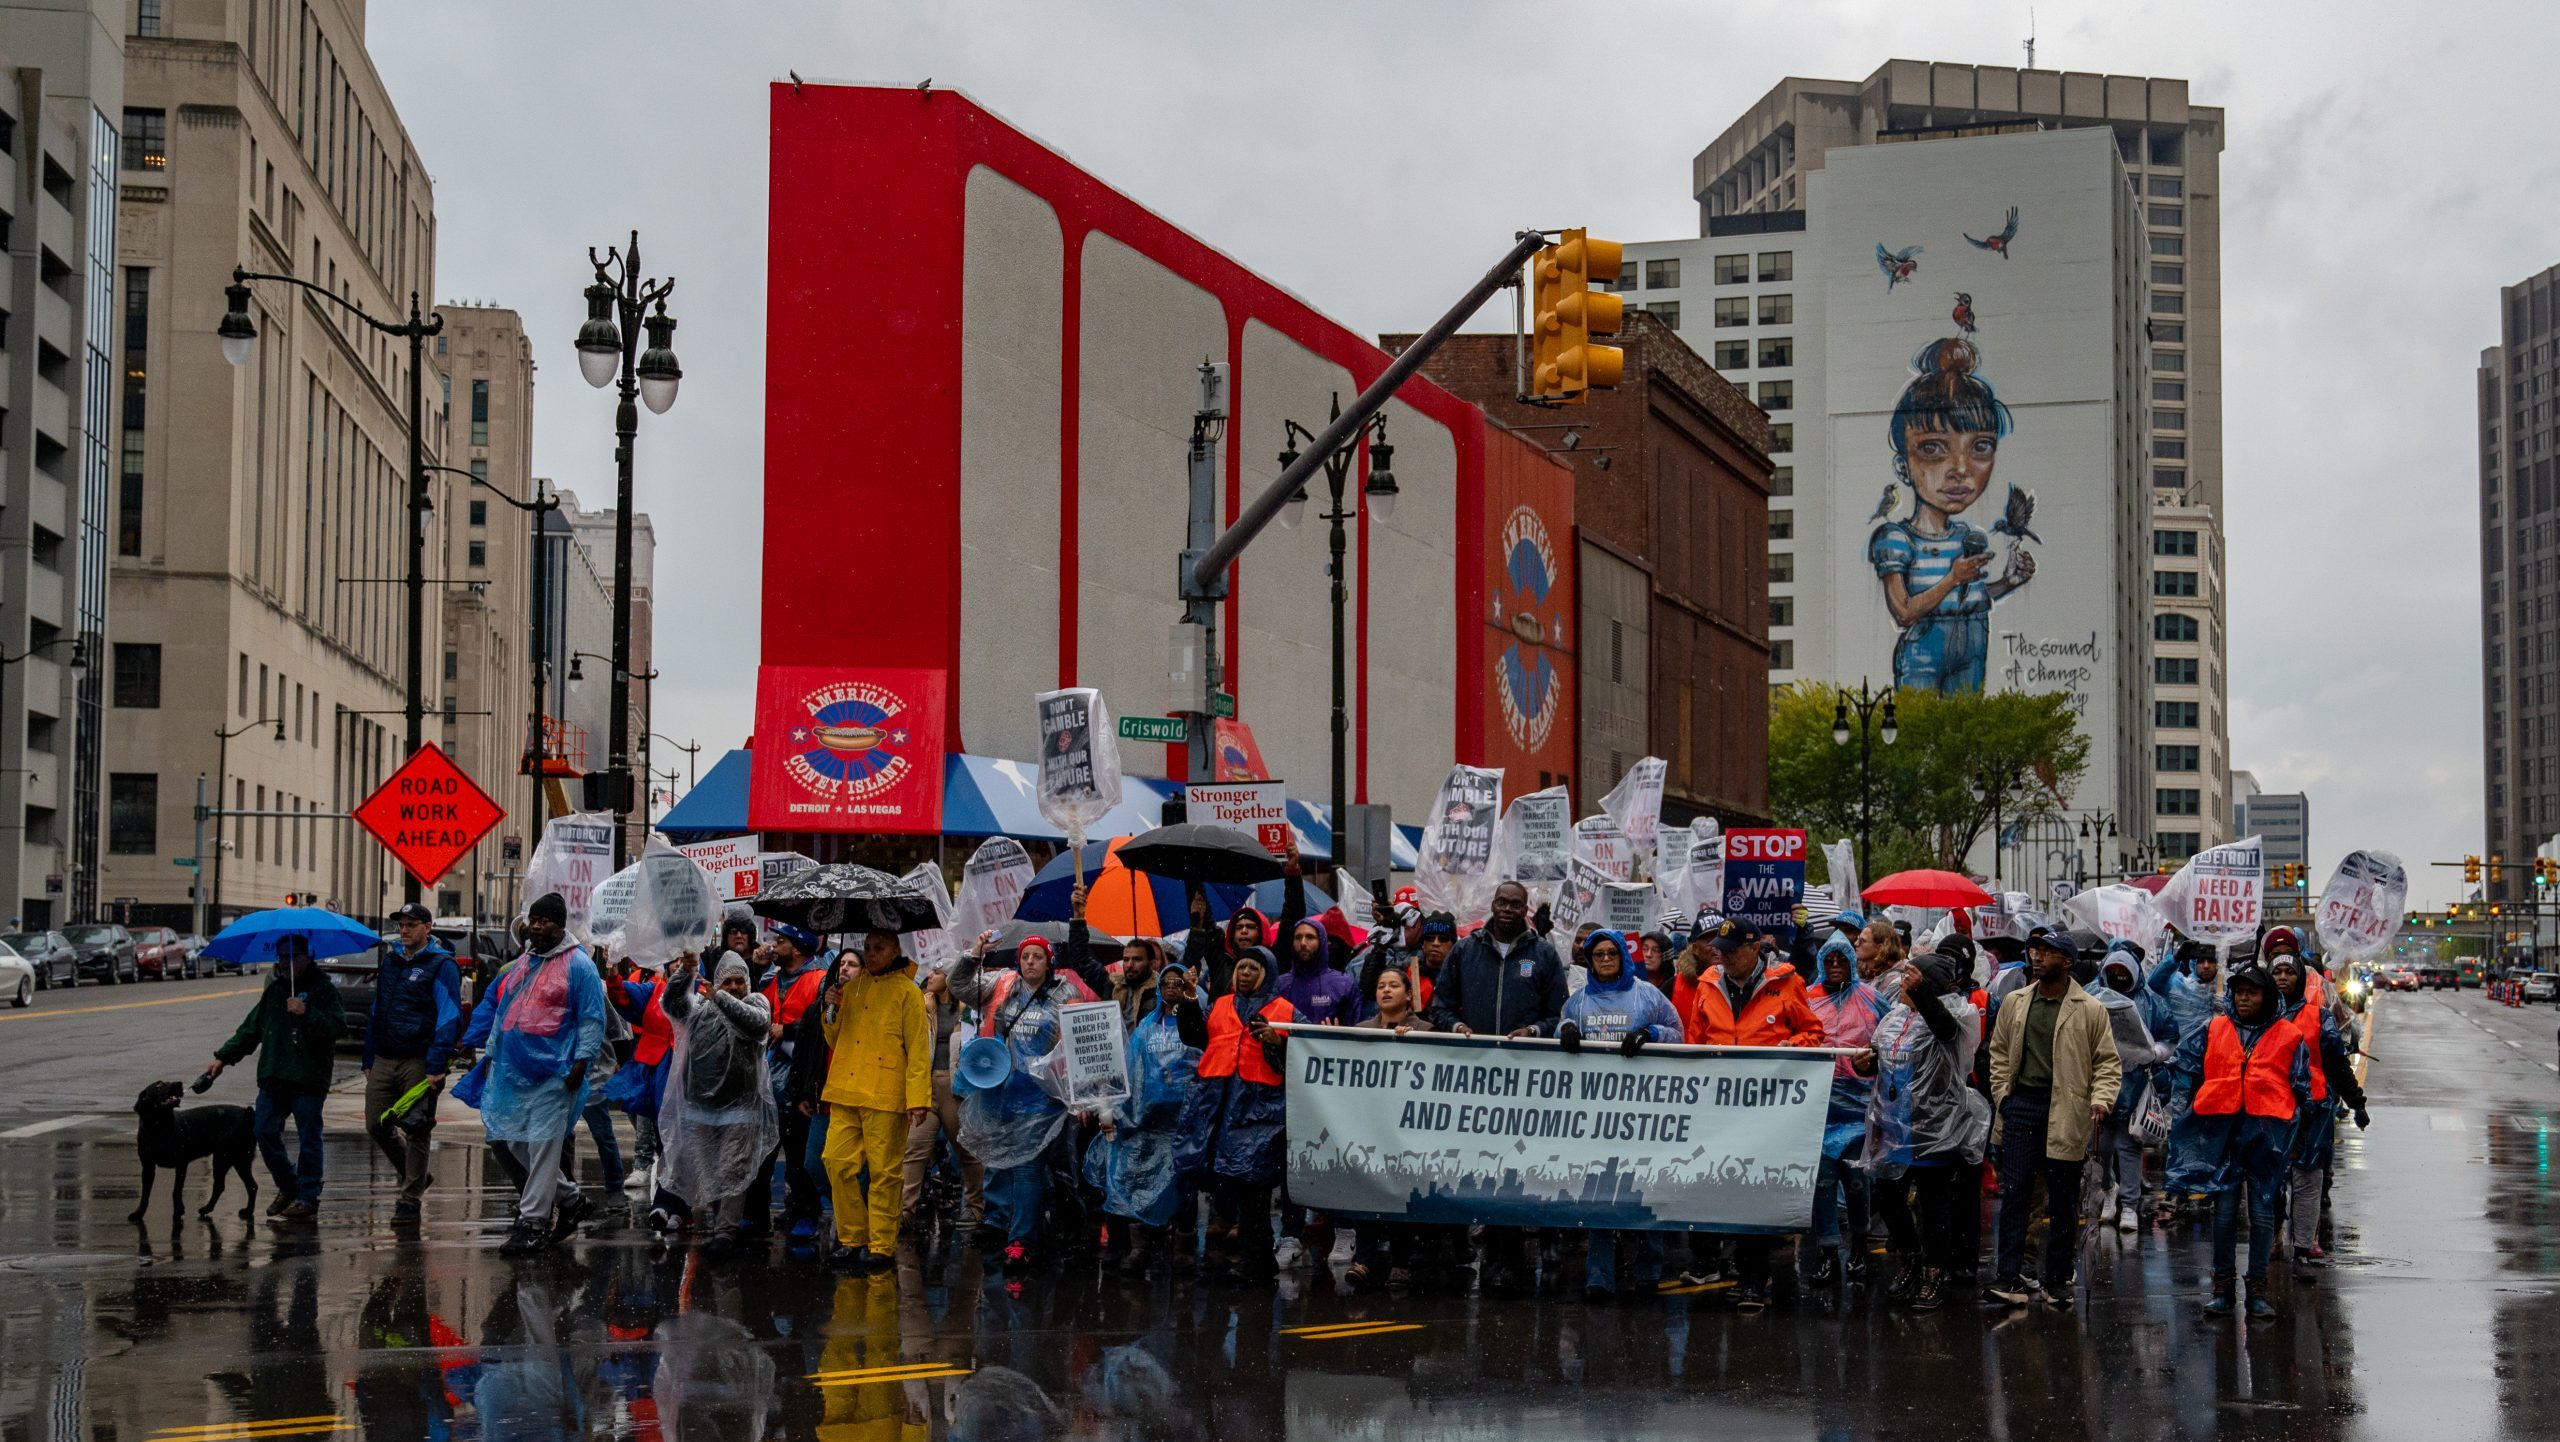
left=201, top=906, right=386, bottom=965
left=1015, top=852, right=1333, bottom=930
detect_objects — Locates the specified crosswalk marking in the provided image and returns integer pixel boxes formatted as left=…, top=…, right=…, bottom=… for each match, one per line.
left=807, top=1362, right=970, bottom=1385
left=0, top=1115, right=99, bottom=1140
left=2431, top=1114, right=2467, bottom=1132
left=1657, top=1277, right=1737, bottom=1296
left=150, top=1419, right=347, bottom=1440
left=1285, top=1320, right=1425, bottom=1340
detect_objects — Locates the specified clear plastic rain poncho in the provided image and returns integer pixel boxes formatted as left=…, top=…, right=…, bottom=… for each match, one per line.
left=480, top=941, right=608, bottom=1144
left=1861, top=969, right=1990, bottom=1175
left=655, top=954, right=781, bottom=1210
left=1082, top=991, right=1201, bottom=1226
left=956, top=960, right=1089, bottom=1171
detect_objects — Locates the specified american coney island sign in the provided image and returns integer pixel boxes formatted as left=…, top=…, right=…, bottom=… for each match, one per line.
left=748, top=666, right=947, bottom=833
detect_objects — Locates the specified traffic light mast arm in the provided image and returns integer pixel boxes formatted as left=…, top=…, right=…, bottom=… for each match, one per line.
left=1186, top=229, right=1549, bottom=601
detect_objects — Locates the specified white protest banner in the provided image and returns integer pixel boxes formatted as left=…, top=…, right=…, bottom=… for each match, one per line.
left=1551, top=857, right=1611, bottom=932
left=1821, top=839, right=1860, bottom=912
left=1598, top=757, right=1668, bottom=854
left=1283, top=1030, right=1833, bottom=1232
left=1495, top=785, right=1573, bottom=886
left=897, top=861, right=959, bottom=972
left=1336, top=869, right=1376, bottom=933
left=1185, top=781, right=1291, bottom=857
left=523, top=812, right=616, bottom=940
left=1655, top=826, right=1695, bottom=916
left=678, top=835, right=764, bottom=903
left=2316, top=849, right=2409, bottom=962
left=1034, top=688, right=1123, bottom=852
left=2049, top=880, right=2078, bottom=913
left=1680, top=819, right=1726, bottom=925
left=952, top=837, right=1036, bottom=941
left=2061, top=883, right=2170, bottom=962
left=1598, top=881, right=1659, bottom=934
left=1060, top=1000, right=1131, bottom=1108
left=599, top=846, right=722, bottom=969
left=1416, top=764, right=1504, bottom=925
left=1573, top=816, right=1635, bottom=881
left=2158, top=835, right=2264, bottom=945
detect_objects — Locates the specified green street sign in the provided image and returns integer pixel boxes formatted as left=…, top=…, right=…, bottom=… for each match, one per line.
left=1118, top=716, right=1187, bottom=744
left=1213, top=691, right=1236, bottom=719
left=172, top=856, right=199, bottom=869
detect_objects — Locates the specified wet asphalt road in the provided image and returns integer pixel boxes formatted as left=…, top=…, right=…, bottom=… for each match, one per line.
left=4, top=985, right=2559, bottom=1439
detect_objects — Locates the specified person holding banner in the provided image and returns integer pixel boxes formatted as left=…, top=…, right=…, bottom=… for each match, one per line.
left=1275, top=918, right=1361, bottom=1028
left=1558, top=930, right=1685, bottom=1301
left=815, top=930, right=933, bottom=1274
left=1682, top=919, right=1824, bottom=1310
left=1173, top=946, right=1296, bottom=1284
left=1803, top=931, right=1887, bottom=1289
left=950, top=930, right=1099, bottom=1272
left=1985, top=929, right=2122, bottom=1308
left=1422, top=881, right=1564, bottom=1296
left=1085, top=954, right=1203, bottom=1277
left=2167, top=959, right=2313, bottom=1319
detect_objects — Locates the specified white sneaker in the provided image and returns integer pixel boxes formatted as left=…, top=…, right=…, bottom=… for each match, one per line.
left=1273, top=1237, right=1308, bottom=1269
left=2116, top=1204, right=2139, bottom=1234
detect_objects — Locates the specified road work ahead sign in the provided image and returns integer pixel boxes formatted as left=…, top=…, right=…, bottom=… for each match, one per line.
left=354, top=742, right=506, bottom=887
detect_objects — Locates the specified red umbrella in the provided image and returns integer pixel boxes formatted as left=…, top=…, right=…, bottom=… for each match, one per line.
left=2122, top=873, right=2171, bottom=895
left=1861, top=869, right=1994, bottom=908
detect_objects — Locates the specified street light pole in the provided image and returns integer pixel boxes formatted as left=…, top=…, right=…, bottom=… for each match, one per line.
left=436, top=465, right=561, bottom=851
left=220, top=268, right=442, bottom=903
left=573, top=233, right=682, bottom=872
left=207, top=714, right=285, bottom=931
left=2080, top=810, right=2123, bottom=886
left=1277, top=395, right=1397, bottom=844
left=1831, top=680, right=1899, bottom=884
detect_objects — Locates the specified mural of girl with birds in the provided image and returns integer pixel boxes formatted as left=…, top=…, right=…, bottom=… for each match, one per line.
left=1864, top=336, right=2038, bottom=693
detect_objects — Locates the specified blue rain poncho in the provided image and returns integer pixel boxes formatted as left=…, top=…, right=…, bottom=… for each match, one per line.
left=951, top=947, right=1097, bottom=1171
left=479, top=941, right=607, bottom=1144
left=1862, top=971, right=1989, bottom=1174
left=1558, top=943, right=1685, bottom=1045
left=1082, top=987, right=1202, bottom=1226
left=2144, top=945, right=2222, bottom=1046
left=1175, top=987, right=1293, bottom=1186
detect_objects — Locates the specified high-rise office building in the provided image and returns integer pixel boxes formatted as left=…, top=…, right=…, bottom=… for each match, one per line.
left=105, top=0, right=443, bottom=926
left=2480, top=263, right=2560, bottom=906
left=1659, top=61, right=2229, bottom=864
left=0, top=0, right=120, bottom=927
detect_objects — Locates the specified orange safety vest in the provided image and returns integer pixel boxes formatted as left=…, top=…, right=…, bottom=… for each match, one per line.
left=2290, top=1004, right=2330, bottom=1102
left=977, top=968, right=1099, bottom=1039
left=1198, top=994, right=1295, bottom=1086
left=2192, top=1015, right=2302, bottom=1121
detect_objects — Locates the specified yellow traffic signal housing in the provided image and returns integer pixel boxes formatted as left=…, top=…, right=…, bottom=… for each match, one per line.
left=1529, top=229, right=1624, bottom=404
left=2466, top=854, right=2483, bottom=885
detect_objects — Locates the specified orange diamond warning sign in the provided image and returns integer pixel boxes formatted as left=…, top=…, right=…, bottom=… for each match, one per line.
left=355, top=742, right=506, bottom=887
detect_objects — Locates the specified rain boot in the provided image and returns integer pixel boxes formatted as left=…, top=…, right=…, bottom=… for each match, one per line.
left=2202, top=1274, right=2235, bottom=1317
left=2244, top=1275, right=2277, bottom=1320
left=1909, top=1267, right=1945, bottom=1314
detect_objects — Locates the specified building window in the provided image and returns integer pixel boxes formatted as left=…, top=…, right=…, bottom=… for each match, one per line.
left=2153, top=466, right=2187, bottom=489
left=2152, top=323, right=2185, bottom=344
left=1770, top=551, right=1794, bottom=583
left=1757, top=294, right=1793, bottom=325
left=469, top=499, right=487, bottom=527
left=1771, top=596, right=1794, bottom=627
left=2150, top=235, right=2184, bottom=257
left=1714, top=340, right=1749, bottom=369
left=1642, top=301, right=1680, bottom=330
left=2157, top=656, right=2200, bottom=685
left=2159, top=831, right=2201, bottom=861
left=2157, top=744, right=2201, bottom=772
left=1608, top=262, right=1636, bottom=292
left=470, top=378, right=489, bottom=446
left=2152, top=292, right=2185, bottom=315
left=2153, top=407, right=2185, bottom=433
left=1757, top=251, right=1793, bottom=282
left=1769, top=638, right=1793, bottom=669
left=2155, top=614, right=2200, bottom=644
left=2156, top=699, right=2201, bottom=728
left=2148, top=176, right=2184, bottom=199
left=1644, top=258, right=1681, bottom=290
left=2148, top=130, right=2184, bottom=167
left=1769, top=466, right=1793, bottom=496
left=1757, top=337, right=1793, bottom=368
left=120, top=267, right=149, bottom=556
left=2148, top=205, right=2184, bottom=228
left=1768, top=423, right=1792, bottom=453
left=120, top=108, right=166, bottom=170
left=2152, top=264, right=2184, bottom=285
left=1758, top=380, right=1792, bottom=411
left=136, top=0, right=161, bottom=34
left=1713, top=297, right=1749, bottom=327
left=2157, top=788, right=2202, bottom=816
left=108, top=774, right=157, bottom=854
left=1769, top=508, right=1793, bottom=540
left=1714, top=253, right=1748, bottom=285
left=468, top=540, right=486, bottom=568
left=2154, top=380, right=2186, bottom=403
left=2154, top=569, right=2200, bottom=598
left=113, top=643, right=161, bottom=707
left=443, top=650, right=458, bottom=682
left=2154, top=350, right=2185, bottom=373
left=2154, top=529, right=2198, bottom=557
left=2155, top=436, right=2188, bottom=459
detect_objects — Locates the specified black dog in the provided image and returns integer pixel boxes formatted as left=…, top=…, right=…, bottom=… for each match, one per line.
left=130, top=1080, right=259, bottom=1223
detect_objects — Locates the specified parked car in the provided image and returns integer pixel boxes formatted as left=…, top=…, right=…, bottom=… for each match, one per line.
left=2526, top=973, right=2560, bottom=1004
left=63, top=923, right=139, bottom=985
left=0, top=930, right=77, bottom=991
left=0, top=938, right=33, bottom=1007
left=132, top=926, right=194, bottom=981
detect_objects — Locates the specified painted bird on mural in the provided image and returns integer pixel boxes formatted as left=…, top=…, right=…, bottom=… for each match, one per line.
left=1990, top=483, right=2042, bottom=545
left=1951, top=291, right=1977, bottom=335
left=1965, top=206, right=2022, bottom=258
left=1867, top=483, right=1901, bottom=524
left=1875, top=242, right=1923, bottom=292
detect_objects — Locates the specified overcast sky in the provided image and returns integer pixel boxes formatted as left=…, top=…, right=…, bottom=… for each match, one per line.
left=370, top=0, right=2560, bottom=908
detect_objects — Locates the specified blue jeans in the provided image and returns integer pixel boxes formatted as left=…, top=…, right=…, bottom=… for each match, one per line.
left=1585, top=1229, right=1664, bottom=1291
left=986, top=1160, right=1046, bottom=1246
left=2211, top=1179, right=2280, bottom=1283
left=254, top=1085, right=326, bottom=1205
left=581, top=1103, right=626, bottom=1190
left=1808, top=1153, right=1872, bottom=1259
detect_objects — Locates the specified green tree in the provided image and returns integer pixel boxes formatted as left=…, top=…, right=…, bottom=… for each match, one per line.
left=1770, top=683, right=2092, bottom=879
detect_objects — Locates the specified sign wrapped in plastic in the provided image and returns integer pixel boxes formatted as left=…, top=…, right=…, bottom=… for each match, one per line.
left=1572, top=817, right=1635, bottom=881
left=1597, top=757, right=1668, bottom=855
left=2061, top=883, right=2169, bottom=963
left=1495, top=785, right=1573, bottom=888
left=1035, top=687, right=1124, bottom=849
left=589, top=844, right=722, bottom=969
left=1551, top=857, right=1611, bottom=931
left=1598, top=881, right=1659, bottom=934
left=1678, top=819, right=1726, bottom=925
left=898, top=861, right=959, bottom=972
left=2316, top=849, right=2409, bottom=962
left=1821, top=839, right=1860, bottom=913
left=952, top=838, right=1036, bottom=941
left=521, top=812, right=616, bottom=941
left=1655, top=826, right=1695, bottom=920
left=2157, top=836, right=2264, bottom=946
left=1060, top=1001, right=1131, bottom=1108
left=1416, top=764, right=1505, bottom=924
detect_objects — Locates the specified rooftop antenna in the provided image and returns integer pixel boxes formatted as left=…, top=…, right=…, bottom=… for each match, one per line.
left=2023, top=8, right=2037, bottom=69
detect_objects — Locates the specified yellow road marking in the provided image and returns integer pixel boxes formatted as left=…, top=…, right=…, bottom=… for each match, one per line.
left=811, top=1366, right=971, bottom=1388
left=807, top=1362, right=970, bottom=1382
left=1284, top=1321, right=1425, bottom=1339
left=150, top=1421, right=346, bottom=1440
left=1657, top=1278, right=1737, bottom=1295
left=1, top=985, right=260, bottom=1023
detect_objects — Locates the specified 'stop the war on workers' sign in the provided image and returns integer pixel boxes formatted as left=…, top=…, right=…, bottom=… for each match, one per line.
left=353, top=742, right=505, bottom=887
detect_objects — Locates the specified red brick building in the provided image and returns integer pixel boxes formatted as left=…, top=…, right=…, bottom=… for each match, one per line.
left=1384, top=313, right=1774, bottom=825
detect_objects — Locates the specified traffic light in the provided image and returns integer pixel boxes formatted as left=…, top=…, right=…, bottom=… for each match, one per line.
left=1528, top=229, right=1624, bottom=405
left=2466, top=854, right=2484, bottom=885
left=2294, top=863, right=2310, bottom=891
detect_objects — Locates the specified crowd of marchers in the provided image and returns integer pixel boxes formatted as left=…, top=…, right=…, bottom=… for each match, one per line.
left=192, top=865, right=2365, bottom=1321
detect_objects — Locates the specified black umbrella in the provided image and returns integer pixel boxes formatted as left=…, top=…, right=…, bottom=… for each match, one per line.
left=1113, top=822, right=1287, bottom=886
left=984, top=919, right=1126, bottom=968
left=751, top=863, right=943, bottom=934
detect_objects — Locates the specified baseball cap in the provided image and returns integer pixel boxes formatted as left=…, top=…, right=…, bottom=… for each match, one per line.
left=390, top=902, right=432, bottom=925
left=772, top=922, right=820, bottom=952
left=1708, top=918, right=1761, bottom=950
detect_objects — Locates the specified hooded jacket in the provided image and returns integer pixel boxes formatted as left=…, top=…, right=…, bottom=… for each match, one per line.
left=820, top=956, right=933, bottom=1113
left=2166, top=1000, right=2312, bottom=1193
left=1271, top=917, right=1361, bottom=1026
left=1686, top=954, right=1823, bottom=1047
left=1558, top=932, right=1684, bottom=1043
left=216, top=959, right=346, bottom=1092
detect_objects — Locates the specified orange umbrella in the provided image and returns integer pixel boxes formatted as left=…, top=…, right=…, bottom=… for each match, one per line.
left=1075, top=836, right=1171, bottom=937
